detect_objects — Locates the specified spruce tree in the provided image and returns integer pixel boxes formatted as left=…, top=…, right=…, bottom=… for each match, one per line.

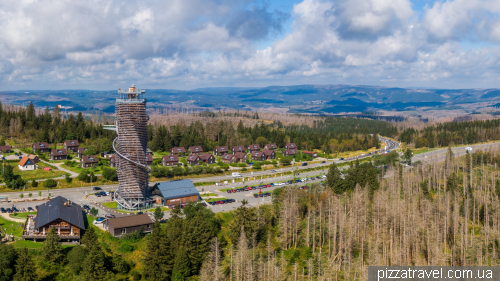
left=81, top=245, right=107, bottom=281
left=172, top=248, right=191, bottom=281
left=326, top=163, right=343, bottom=194
left=154, top=206, right=164, bottom=221
left=42, top=227, right=65, bottom=264
left=0, top=244, right=18, bottom=281
left=143, top=221, right=170, bottom=281
left=82, top=227, right=99, bottom=252
left=14, top=247, right=37, bottom=281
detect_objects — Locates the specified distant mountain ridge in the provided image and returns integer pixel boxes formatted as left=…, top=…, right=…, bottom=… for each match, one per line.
left=1, top=84, right=499, bottom=115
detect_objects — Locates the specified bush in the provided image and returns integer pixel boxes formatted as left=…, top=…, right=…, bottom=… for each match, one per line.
left=44, top=179, right=57, bottom=188
left=241, top=167, right=247, bottom=171
left=65, top=173, right=72, bottom=183
left=252, top=162, right=262, bottom=170
left=77, top=170, right=90, bottom=183
left=102, top=167, right=118, bottom=181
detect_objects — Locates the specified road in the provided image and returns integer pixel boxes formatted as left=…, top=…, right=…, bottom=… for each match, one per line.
left=3, top=140, right=499, bottom=220
left=0, top=136, right=400, bottom=217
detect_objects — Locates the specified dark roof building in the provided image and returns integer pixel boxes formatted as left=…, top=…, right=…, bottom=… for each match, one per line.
left=221, top=153, right=234, bottom=163
left=81, top=155, right=99, bottom=168
left=187, top=154, right=200, bottom=165
left=32, top=142, right=50, bottom=153
left=283, top=149, right=297, bottom=156
left=251, top=151, right=265, bottom=161
left=199, top=153, right=215, bottom=164
left=284, top=143, right=297, bottom=150
left=262, top=149, right=276, bottom=160
left=247, top=144, right=260, bottom=152
left=0, top=145, right=12, bottom=153
left=50, top=149, right=68, bottom=160
left=232, top=146, right=245, bottom=154
left=302, top=151, right=318, bottom=158
left=146, top=154, right=153, bottom=166
left=233, top=152, right=248, bottom=163
left=151, top=179, right=200, bottom=206
left=213, top=146, right=229, bottom=156
left=264, top=143, right=278, bottom=150
left=104, top=214, right=153, bottom=237
left=162, top=155, right=179, bottom=166
left=77, top=147, right=87, bottom=158
left=170, top=147, right=186, bottom=156
left=110, top=155, right=117, bottom=168
left=23, top=196, right=85, bottom=242
left=189, top=146, right=204, bottom=155
left=63, top=140, right=80, bottom=152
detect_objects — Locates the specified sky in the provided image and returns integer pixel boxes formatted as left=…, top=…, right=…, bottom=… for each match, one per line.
left=1, top=0, right=500, bottom=90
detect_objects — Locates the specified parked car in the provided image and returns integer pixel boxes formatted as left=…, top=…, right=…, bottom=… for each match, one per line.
left=95, top=194, right=101, bottom=197
left=27, top=207, right=34, bottom=211
left=253, top=194, right=259, bottom=198
left=93, top=187, right=102, bottom=190
left=0, top=208, right=5, bottom=213
left=340, top=158, right=344, bottom=160
left=321, top=161, right=326, bottom=163
left=227, top=190, right=232, bottom=193
left=301, top=162, right=308, bottom=166
left=271, top=170, right=276, bottom=173
left=248, top=187, right=252, bottom=190
left=232, top=172, right=242, bottom=178
left=105, top=214, right=115, bottom=219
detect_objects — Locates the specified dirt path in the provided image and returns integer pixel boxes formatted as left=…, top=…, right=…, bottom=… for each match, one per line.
left=0, top=212, right=26, bottom=223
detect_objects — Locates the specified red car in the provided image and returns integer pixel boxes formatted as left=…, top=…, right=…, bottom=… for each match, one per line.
left=266, top=184, right=271, bottom=187
left=218, top=201, right=224, bottom=204
left=248, top=187, right=252, bottom=190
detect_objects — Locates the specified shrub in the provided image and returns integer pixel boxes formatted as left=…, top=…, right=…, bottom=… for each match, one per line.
left=65, top=173, right=72, bottom=183
left=44, top=179, right=57, bottom=188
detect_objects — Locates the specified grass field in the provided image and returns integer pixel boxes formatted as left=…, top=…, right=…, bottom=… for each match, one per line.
left=61, top=163, right=105, bottom=174
left=9, top=212, right=37, bottom=220
left=200, top=193, right=217, bottom=197
left=0, top=216, right=25, bottom=237
left=14, top=162, right=66, bottom=180
left=102, top=202, right=118, bottom=208
left=206, top=197, right=228, bottom=202
left=11, top=240, right=44, bottom=249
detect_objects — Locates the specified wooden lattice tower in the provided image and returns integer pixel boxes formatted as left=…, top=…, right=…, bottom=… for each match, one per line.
left=112, top=84, right=150, bottom=209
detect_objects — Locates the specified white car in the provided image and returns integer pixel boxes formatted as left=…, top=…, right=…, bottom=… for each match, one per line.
left=232, top=172, right=242, bottom=178
left=465, top=147, right=472, bottom=152
left=322, top=175, right=326, bottom=178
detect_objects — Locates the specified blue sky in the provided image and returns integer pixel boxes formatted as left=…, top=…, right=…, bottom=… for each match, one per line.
left=0, top=0, right=499, bottom=90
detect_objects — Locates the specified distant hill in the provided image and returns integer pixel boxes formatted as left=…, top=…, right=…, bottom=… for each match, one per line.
left=1, top=85, right=499, bottom=115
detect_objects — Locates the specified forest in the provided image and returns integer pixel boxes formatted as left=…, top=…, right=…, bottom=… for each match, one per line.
left=399, top=119, right=500, bottom=148
left=4, top=146, right=500, bottom=280
left=0, top=101, right=392, bottom=154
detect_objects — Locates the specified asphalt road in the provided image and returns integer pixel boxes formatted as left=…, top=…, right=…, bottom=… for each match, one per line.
left=3, top=140, right=499, bottom=219
left=0, top=137, right=399, bottom=217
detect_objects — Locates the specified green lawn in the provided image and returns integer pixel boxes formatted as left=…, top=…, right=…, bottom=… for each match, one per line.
left=0, top=216, right=25, bottom=237
left=206, top=197, right=228, bottom=202
left=14, top=162, right=65, bottom=180
left=11, top=240, right=44, bottom=249
left=200, top=193, right=217, bottom=197
left=61, top=163, right=105, bottom=174
left=9, top=212, right=37, bottom=220
left=102, top=202, right=118, bottom=208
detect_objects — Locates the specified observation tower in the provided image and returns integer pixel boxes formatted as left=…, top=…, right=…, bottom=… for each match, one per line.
left=106, top=84, right=150, bottom=209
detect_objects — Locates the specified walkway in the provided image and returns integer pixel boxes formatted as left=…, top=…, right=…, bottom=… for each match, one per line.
left=0, top=212, right=26, bottom=223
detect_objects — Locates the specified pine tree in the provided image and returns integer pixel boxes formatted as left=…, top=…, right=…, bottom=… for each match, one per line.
left=326, top=163, right=343, bottom=194
left=172, top=248, right=191, bottom=281
left=154, top=206, right=164, bottom=221
left=14, top=247, right=37, bottom=281
left=81, top=227, right=99, bottom=252
left=0, top=244, right=18, bottom=281
left=42, top=227, right=65, bottom=264
left=143, top=221, right=170, bottom=281
left=81, top=245, right=107, bottom=281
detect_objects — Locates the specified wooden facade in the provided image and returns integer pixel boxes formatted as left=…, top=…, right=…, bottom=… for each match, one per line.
left=165, top=194, right=199, bottom=206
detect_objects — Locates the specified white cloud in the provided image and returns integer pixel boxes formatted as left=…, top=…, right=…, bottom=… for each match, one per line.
left=0, top=0, right=499, bottom=90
